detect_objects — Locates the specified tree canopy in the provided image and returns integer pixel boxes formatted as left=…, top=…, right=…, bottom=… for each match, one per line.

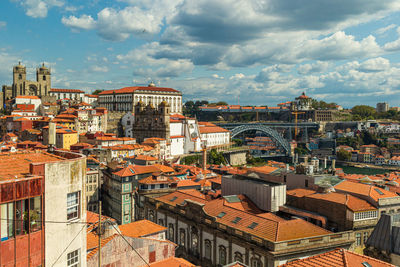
left=351, top=105, right=376, bottom=120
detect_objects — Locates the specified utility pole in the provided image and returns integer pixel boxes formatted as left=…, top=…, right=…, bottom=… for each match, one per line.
left=98, top=200, right=102, bottom=267
left=98, top=166, right=102, bottom=267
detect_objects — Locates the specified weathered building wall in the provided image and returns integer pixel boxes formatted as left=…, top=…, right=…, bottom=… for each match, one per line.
left=44, top=153, right=87, bottom=267
left=87, top=236, right=176, bottom=267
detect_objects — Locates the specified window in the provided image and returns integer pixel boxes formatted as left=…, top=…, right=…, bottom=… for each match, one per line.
left=234, top=252, right=243, bottom=263
left=232, top=217, right=242, bottom=224
left=30, top=196, right=42, bottom=233
left=168, top=224, right=174, bottom=241
left=363, top=232, right=369, bottom=244
left=158, top=219, right=164, bottom=226
left=251, top=257, right=262, bottom=267
left=15, top=199, right=29, bottom=235
left=179, top=229, right=186, bottom=246
left=0, top=202, right=14, bottom=241
left=356, top=233, right=362, bottom=246
left=67, top=192, right=80, bottom=221
left=248, top=222, right=258, bottom=229
left=217, top=212, right=226, bottom=218
left=219, top=246, right=227, bottom=265
left=204, top=240, right=212, bottom=260
left=354, top=210, right=378, bottom=221
left=148, top=210, right=154, bottom=222
left=305, top=180, right=309, bottom=187
left=67, top=249, right=80, bottom=267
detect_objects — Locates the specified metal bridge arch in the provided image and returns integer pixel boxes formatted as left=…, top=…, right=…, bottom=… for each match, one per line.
left=231, top=124, right=291, bottom=155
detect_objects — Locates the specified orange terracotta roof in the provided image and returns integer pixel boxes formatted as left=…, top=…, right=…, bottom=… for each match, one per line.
left=87, top=234, right=118, bottom=260
left=15, top=95, right=40, bottom=99
left=248, top=165, right=279, bottom=175
left=177, top=180, right=200, bottom=187
left=0, top=151, right=64, bottom=180
left=50, top=88, right=85, bottom=93
left=138, top=175, right=178, bottom=185
left=286, top=188, right=316, bottom=198
left=289, top=189, right=377, bottom=212
left=119, top=220, right=167, bottom=238
left=99, top=86, right=180, bottom=95
left=170, top=135, right=185, bottom=138
left=203, top=196, right=331, bottom=242
left=279, top=248, right=394, bottom=267
left=199, top=126, right=229, bottom=134
left=135, top=155, right=158, bottom=161
left=335, top=180, right=398, bottom=201
left=147, top=257, right=194, bottom=267
left=156, top=190, right=208, bottom=207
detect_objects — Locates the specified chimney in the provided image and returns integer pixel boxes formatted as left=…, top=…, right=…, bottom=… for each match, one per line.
left=332, top=159, right=336, bottom=170
left=202, top=147, right=207, bottom=170
left=48, top=122, right=56, bottom=150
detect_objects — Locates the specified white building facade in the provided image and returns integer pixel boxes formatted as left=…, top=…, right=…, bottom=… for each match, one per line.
left=98, top=84, right=183, bottom=114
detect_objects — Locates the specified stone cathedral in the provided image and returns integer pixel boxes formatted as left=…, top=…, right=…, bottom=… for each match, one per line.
left=2, top=62, right=51, bottom=104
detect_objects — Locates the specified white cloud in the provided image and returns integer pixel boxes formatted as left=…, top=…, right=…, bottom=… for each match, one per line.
left=375, top=23, right=397, bottom=35
left=301, top=32, right=381, bottom=61
left=62, top=15, right=96, bottom=31
left=0, top=21, right=6, bottom=29
left=91, top=65, right=109, bottom=72
left=358, top=57, right=390, bottom=72
left=297, top=61, right=331, bottom=74
left=16, top=0, right=64, bottom=18
left=383, top=27, right=400, bottom=51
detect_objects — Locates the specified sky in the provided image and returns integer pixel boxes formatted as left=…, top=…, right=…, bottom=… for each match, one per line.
left=1, top=1, right=400, bottom=107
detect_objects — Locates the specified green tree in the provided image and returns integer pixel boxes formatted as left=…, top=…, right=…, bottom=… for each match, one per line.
left=351, top=105, right=376, bottom=120
left=337, top=149, right=351, bottom=161
left=209, top=149, right=225, bottom=165
left=294, top=147, right=308, bottom=156
left=232, top=139, right=243, bottom=146
left=92, top=89, right=103, bottom=95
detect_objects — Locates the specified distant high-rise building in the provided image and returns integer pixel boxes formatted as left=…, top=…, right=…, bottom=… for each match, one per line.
left=377, top=102, right=389, bottom=113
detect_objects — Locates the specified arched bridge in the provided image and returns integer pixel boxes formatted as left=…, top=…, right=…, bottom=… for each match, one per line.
left=231, top=124, right=291, bottom=156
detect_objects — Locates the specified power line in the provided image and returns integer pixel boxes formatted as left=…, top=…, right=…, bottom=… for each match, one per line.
left=51, top=222, right=88, bottom=267
left=0, top=218, right=97, bottom=224
left=110, top=223, right=150, bottom=267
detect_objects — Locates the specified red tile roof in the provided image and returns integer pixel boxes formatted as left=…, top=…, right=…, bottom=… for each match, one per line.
left=135, top=154, right=158, bottom=161
left=16, top=95, right=40, bottom=99
left=202, top=196, right=331, bottom=242
left=147, top=257, right=194, bottom=267
left=118, top=220, right=167, bottom=238
left=199, top=126, right=229, bottom=134
left=50, top=88, right=85, bottom=93
left=288, top=189, right=376, bottom=212
left=177, top=180, right=200, bottom=188
left=0, top=151, right=64, bottom=180
left=99, top=86, right=180, bottom=95
left=335, top=180, right=398, bottom=201
left=279, top=248, right=394, bottom=267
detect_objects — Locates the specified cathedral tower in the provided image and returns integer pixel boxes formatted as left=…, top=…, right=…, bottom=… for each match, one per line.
left=12, top=62, right=26, bottom=98
left=36, top=63, right=51, bottom=96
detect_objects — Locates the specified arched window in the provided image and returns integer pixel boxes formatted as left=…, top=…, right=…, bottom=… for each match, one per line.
left=204, top=239, right=212, bottom=260
left=234, top=252, right=243, bottom=263
left=219, top=246, right=227, bottom=265
left=191, top=227, right=199, bottom=255
left=179, top=228, right=186, bottom=247
left=168, top=223, right=174, bottom=241
left=148, top=210, right=154, bottom=222
left=251, top=255, right=262, bottom=267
